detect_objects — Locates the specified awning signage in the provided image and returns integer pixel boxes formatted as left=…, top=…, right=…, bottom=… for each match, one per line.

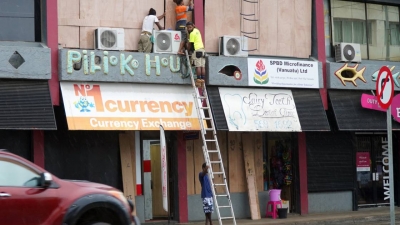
left=60, top=82, right=200, bottom=130
left=218, top=87, right=301, bottom=131
left=247, top=58, right=319, bottom=89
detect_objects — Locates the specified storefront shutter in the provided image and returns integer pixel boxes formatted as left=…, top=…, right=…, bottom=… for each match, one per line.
left=207, top=86, right=228, bottom=130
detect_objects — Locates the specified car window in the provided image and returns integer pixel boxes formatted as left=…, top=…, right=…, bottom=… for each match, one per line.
left=0, top=158, right=41, bottom=187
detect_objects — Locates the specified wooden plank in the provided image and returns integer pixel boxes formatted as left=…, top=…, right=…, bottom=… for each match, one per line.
left=79, top=26, right=96, bottom=49
left=254, top=132, right=264, bottom=192
left=186, top=140, right=195, bottom=195
left=204, top=0, right=240, bottom=53
left=242, top=133, right=261, bottom=220
left=277, top=0, right=294, bottom=57
left=58, top=0, right=79, bottom=19
left=294, top=0, right=312, bottom=58
left=58, top=26, right=80, bottom=48
left=127, top=131, right=136, bottom=196
left=259, top=0, right=278, bottom=56
left=119, top=133, right=136, bottom=215
left=193, top=137, right=203, bottom=194
left=228, top=132, right=246, bottom=193
left=123, top=0, right=164, bottom=29
left=165, top=0, right=193, bottom=31
left=124, top=28, right=141, bottom=51
left=217, top=131, right=228, bottom=194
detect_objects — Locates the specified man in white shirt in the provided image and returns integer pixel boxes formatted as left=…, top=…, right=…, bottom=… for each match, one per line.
left=138, top=8, right=165, bottom=53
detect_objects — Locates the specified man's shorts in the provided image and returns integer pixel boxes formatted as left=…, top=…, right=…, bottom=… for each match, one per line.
left=176, top=20, right=187, bottom=42
left=192, top=48, right=205, bottom=67
left=202, top=197, right=214, bottom=214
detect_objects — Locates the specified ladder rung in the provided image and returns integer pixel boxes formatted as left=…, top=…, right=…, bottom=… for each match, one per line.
left=221, top=217, right=234, bottom=220
left=207, top=150, right=219, bottom=153
left=198, top=96, right=206, bottom=99
left=216, top=194, right=228, bottom=197
left=203, top=118, right=212, bottom=121
left=205, top=139, right=216, bottom=142
left=213, top=172, right=224, bottom=175
left=200, top=107, right=210, bottom=109
left=218, top=205, right=232, bottom=208
left=210, top=161, right=221, bottom=164
left=214, top=183, right=225, bottom=186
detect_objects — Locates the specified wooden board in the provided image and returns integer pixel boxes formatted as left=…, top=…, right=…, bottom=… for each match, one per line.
left=58, top=26, right=80, bottom=48
left=58, top=0, right=79, bottom=19
left=217, top=131, right=228, bottom=193
left=254, top=133, right=263, bottom=192
left=186, top=140, right=195, bottom=195
left=193, top=137, right=203, bottom=194
left=124, top=28, right=141, bottom=51
left=79, top=26, right=96, bottom=49
left=150, top=144, right=168, bottom=217
left=127, top=131, right=137, bottom=196
left=228, top=132, right=246, bottom=193
left=119, top=133, right=136, bottom=214
left=242, top=133, right=261, bottom=220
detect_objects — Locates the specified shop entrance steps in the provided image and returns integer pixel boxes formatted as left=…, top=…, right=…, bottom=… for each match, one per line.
left=184, top=50, right=236, bottom=225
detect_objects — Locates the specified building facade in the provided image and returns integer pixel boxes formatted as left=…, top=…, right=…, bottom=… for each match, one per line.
left=4, top=0, right=399, bottom=224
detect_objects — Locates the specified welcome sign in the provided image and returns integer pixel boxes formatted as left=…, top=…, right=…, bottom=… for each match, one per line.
left=60, top=82, right=201, bottom=130
left=218, top=87, right=302, bottom=132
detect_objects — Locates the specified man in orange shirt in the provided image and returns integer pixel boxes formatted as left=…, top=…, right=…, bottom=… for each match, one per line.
left=173, top=0, right=194, bottom=54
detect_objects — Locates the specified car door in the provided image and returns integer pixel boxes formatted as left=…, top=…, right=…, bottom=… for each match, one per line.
left=0, top=156, right=60, bottom=225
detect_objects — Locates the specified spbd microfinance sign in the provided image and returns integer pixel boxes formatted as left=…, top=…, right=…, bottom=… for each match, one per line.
left=60, top=82, right=201, bottom=131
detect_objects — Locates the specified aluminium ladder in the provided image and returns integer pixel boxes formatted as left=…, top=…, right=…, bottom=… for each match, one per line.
left=184, top=50, right=236, bottom=225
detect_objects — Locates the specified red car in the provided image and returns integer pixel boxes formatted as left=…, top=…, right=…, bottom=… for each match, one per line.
left=0, top=150, right=140, bottom=225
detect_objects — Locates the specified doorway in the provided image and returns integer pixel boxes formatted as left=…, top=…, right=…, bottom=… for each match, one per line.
left=356, top=135, right=390, bottom=207
left=143, top=140, right=169, bottom=220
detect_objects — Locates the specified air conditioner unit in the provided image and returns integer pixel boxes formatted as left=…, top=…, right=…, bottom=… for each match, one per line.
left=335, top=42, right=361, bottom=63
left=219, top=36, right=248, bottom=57
left=153, top=30, right=181, bottom=54
left=94, top=28, right=125, bottom=51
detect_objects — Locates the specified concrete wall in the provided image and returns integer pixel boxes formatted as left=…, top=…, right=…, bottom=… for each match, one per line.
left=308, top=191, right=353, bottom=213
left=187, top=192, right=269, bottom=222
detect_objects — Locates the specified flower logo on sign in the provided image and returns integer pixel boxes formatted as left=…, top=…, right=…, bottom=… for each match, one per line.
left=253, top=60, right=269, bottom=84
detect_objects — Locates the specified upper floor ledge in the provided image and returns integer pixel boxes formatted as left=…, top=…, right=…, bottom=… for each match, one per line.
left=0, top=41, right=50, bottom=80
left=59, top=48, right=324, bottom=89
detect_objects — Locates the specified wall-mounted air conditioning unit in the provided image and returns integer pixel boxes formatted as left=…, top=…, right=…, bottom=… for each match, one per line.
left=335, top=42, right=361, bottom=63
left=153, top=30, right=181, bottom=54
left=219, top=36, right=248, bottom=57
left=94, top=28, right=125, bottom=51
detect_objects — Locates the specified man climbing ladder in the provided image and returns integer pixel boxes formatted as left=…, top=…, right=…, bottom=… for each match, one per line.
left=183, top=46, right=236, bottom=225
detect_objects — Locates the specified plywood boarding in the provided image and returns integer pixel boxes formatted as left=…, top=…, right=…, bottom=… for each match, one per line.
left=254, top=133, right=263, bottom=192
left=204, top=0, right=311, bottom=58
left=193, top=138, right=203, bottom=194
left=217, top=131, right=228, bottom=193
left=127, top=131, right=137, bottom=196
left=204, top=0, right=240, bottom=53
left=186, top=140, right=195, bottom=195
left=242, top=133, right=261, bottom=220
left=79, top=26, right=96, bottom=49
left=124, top=29, right=141, bottom=51
left=58, top=0, right=79, bottom=19
left=228, top=132, right=246, bottom=193
left=59, top=26, right=80, bottom=48
left=119, top=133, right=136, bottom=214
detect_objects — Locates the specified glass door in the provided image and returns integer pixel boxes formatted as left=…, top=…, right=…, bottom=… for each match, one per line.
left=356, top=135, right=390, bottom=207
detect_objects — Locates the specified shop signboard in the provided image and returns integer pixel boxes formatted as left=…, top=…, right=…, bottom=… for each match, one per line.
left=60, top=82, right=201, bottom=130
left=361, top=93, right=400, bottom=123
left=247, top=58, right=319, bottom=89
left=218, top=87, right=301, bottom=132
left=356, top=152, right=370, bottom=172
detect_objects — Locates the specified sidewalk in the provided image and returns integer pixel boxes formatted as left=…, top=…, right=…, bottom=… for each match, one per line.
left=181, top=207, right=400, bottom=225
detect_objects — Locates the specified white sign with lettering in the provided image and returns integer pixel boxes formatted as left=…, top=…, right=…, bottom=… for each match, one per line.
left=218, top=87, right=302, bottom=132
left=248, top=58, right=319, bottom=88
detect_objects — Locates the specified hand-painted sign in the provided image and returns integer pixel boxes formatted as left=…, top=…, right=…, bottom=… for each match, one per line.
left=247, top=58, right=319, bottom=89
left=376, top=66, right=394, bottom=109
left=59, top=49, right=190, bottom=84
left=218, top=87, right=301, bottom=132
left=60, top=82, right=200, bottom=130
left=356, top=152, right=370, bottom=171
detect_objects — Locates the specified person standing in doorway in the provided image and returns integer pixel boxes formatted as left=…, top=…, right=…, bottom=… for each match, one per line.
left=138, top=8, right=165, bottom=53
left=186, top=21, right=205, bottom=87
left=199, top=162, right=213, bottom=225
left=174, top=0, right=194, bottom=54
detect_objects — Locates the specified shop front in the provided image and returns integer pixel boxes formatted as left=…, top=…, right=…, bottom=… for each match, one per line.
left=325, top=61, right=400, bottom=210
left=183, top=55, right=329, bottom=220
left=52, top=49, right=199, bottom=223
